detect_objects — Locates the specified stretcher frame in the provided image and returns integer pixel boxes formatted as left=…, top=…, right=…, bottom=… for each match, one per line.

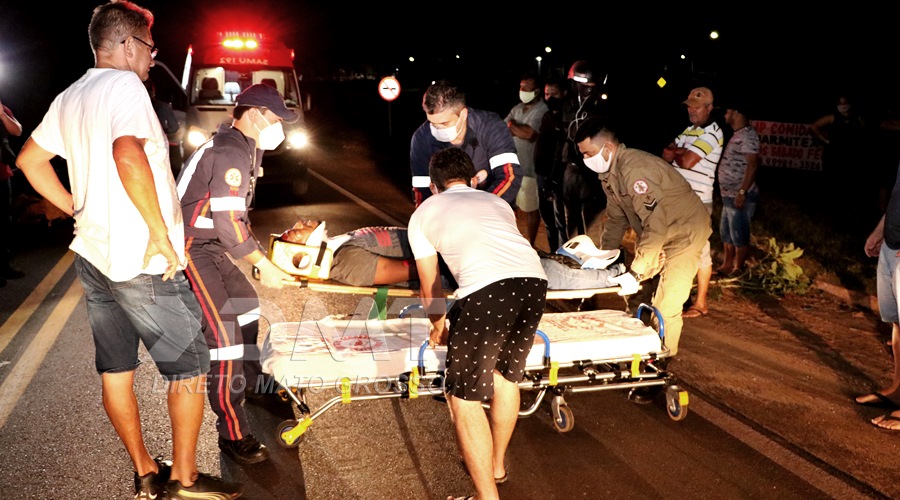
left=265, top=303, right=688, bottom=449
left=271, top=276, right=633, bottom=319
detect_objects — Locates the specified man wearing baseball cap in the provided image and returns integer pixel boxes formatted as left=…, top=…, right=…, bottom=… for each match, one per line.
left=662, top=86, right=724, bottom=319
left=175, top=83, right=297, bottom=465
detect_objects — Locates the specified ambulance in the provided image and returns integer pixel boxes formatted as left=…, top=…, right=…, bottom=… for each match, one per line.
left=156, top=28, right=312, bottom=197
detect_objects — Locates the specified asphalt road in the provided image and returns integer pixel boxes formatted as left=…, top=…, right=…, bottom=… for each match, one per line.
left=1, top=130, right=893, bottom=498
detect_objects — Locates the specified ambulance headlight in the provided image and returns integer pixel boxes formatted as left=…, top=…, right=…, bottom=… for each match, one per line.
left=287, top=129, right=309, bottom=149
left=187, top=126, right=211, bottom=148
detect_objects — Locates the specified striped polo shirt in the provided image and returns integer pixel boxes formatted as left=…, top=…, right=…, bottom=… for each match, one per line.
left=672, top=121, right=724, bottom=204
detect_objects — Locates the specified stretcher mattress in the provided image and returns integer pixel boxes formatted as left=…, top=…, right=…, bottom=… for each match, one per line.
left=260, top=310, right=663, bottom=387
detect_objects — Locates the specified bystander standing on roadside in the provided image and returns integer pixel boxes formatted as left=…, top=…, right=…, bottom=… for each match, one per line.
left=0, top=95, right=24, bottom=287
left=662, top=86, right=723, bottom=318
left=716, top=98, right=760, bottom=275
left=874, top=101, right=900, bottom=215
left=505, top=72, right=549, bottom=247
left=534, top=76, right=575, bottom=251
left=856, top=159, right=900, bottom=430
left=809, top=93, right=866, bottom=178
left=562, top=60, right=606, bottom=238
left=809, top=93, right=868, bottom=216
left=14, top=1, right=241, bottom=497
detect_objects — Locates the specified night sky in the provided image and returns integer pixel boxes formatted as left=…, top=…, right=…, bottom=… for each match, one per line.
left=1, top=1, right=896, bottom=144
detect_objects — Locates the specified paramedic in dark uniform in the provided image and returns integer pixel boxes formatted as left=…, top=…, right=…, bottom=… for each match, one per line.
left=175, top=84, right=296, bottom=465
left=409, top=80, right=521, bottom=207
left=574, top=117, right=710, bottom=358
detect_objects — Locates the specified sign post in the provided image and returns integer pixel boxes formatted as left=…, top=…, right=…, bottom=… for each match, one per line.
left=378, top=76, right=401, bottom=137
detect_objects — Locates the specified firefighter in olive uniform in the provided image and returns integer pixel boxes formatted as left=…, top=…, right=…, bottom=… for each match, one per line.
left=575, top=117, right=710, bottom=357
left=176, top=84, right=296, bottom=465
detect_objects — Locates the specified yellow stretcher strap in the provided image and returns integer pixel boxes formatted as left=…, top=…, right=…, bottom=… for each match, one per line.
left=549, top=361, right=559, bottom=386
left=341, top=377, right=352, bottom=404
left=409, top=367, right=419, bottom=399
left=631, top=354, right=641, bottom=377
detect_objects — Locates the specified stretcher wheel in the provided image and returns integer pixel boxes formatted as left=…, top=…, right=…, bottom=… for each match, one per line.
left=276, top=419, right=306, bottom=448
left=665, top=385, right=689, bottom=421
left=552, top=405, right=575, bottom=433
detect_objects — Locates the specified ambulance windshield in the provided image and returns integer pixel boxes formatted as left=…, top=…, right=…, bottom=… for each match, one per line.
left=190, top=67, right=300, bottom=106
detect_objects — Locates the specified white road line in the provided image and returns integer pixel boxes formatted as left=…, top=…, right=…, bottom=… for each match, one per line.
left=309, top=169, right=406, bottom=226
left=0, top=251, right=74, bottom=354
left=691, top=397, right=870, bottom=499
left=0, top=279, right=82, bottom=430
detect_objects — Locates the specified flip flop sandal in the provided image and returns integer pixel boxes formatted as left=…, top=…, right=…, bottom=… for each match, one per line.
left=855, top=392, right=900, bottom=410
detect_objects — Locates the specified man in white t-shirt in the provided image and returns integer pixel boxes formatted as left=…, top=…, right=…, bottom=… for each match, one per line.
left=408, top=148, right=548, bottom=500
left=15, top=2, right=239, bottom=498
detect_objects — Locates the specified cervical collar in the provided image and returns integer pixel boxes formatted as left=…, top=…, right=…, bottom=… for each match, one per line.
left=306, top=221, right=327, bottom=247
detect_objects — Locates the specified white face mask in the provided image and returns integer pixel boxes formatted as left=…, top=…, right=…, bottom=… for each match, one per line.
left=255, top=112, right=286, bottom=151
left=583, top=144, right=611, bottom=173
left=429, top=113, right=464, bottom=143
left=519, top=90, right=536, bottom=104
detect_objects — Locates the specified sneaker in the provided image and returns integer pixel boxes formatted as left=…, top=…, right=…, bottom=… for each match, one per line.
left=218, top=434, right=270, bottom=464
left=134, top=456, right=171, bottom=499
left=167, top=472, right=243, bottom=499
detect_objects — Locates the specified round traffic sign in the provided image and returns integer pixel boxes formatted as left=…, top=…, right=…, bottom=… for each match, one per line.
left=378, top=76, right=401, bottom=102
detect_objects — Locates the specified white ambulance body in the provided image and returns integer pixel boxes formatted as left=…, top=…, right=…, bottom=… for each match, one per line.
left=178, top=29, right=311, bottom=196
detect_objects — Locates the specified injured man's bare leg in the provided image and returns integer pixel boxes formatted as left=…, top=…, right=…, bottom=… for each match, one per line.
left=372, top=256, right=417, bottom=285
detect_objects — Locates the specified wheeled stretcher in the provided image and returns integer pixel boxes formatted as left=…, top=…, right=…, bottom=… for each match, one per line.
left=259, top=304, right=688, bottom=448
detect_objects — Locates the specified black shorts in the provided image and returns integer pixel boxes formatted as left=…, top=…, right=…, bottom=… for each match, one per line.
left=444, top=277, right=548, bottom=401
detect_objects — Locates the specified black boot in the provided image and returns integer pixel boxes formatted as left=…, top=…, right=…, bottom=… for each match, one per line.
left=218, top=434, right=270, bottom=464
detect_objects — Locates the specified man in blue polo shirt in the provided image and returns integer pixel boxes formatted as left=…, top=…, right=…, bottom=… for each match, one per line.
left=409, top=80, right=521, bottom=208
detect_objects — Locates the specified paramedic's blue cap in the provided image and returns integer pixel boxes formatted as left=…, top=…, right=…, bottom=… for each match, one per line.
left=235, top=84, right=299, bottom=123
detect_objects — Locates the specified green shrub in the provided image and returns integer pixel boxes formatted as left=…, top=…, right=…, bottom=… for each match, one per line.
left=719, top=237, right=810, bottom=297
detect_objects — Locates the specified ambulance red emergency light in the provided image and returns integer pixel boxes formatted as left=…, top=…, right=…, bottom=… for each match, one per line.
left=179, top=29, right=312, bottom=196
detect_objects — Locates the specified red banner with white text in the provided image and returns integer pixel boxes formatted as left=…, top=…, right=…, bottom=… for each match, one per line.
left=750, top=120, right=824, bottom=171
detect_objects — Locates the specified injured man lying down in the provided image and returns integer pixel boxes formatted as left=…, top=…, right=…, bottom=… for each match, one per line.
left=277, top=220, right=625, bottom=290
